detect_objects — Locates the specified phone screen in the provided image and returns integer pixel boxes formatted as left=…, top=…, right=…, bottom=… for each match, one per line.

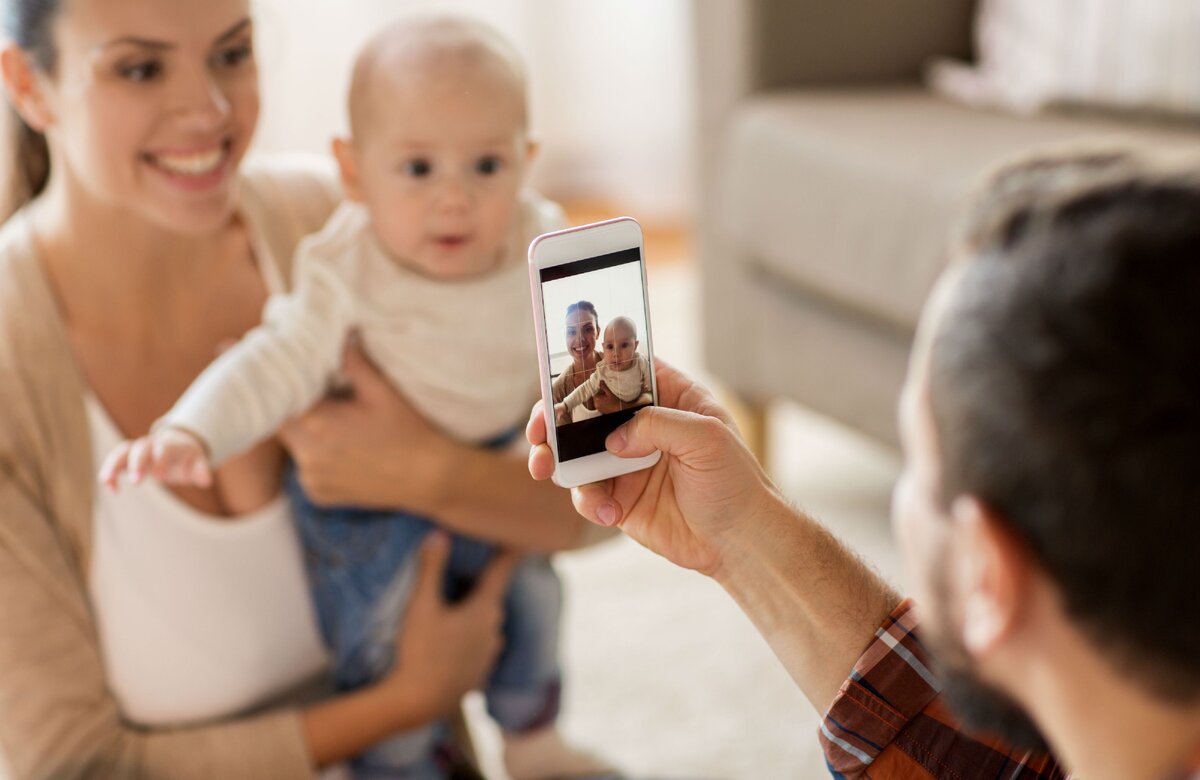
left=540, top=247, right=654, bottom=461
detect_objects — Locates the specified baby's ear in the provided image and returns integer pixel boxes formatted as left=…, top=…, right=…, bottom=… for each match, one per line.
left=331, top=137, right=365, bottom=202
left=523, top=139, right=540, bottom=172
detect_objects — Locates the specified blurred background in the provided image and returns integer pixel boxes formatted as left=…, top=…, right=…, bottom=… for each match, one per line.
left=252, top=1, right=1200, bottom=777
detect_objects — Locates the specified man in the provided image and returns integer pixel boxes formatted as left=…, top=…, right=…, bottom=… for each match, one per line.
left=527, top=156, right=1200, bottom=779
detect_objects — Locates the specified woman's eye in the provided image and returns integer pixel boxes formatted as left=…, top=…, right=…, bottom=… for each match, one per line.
left=119, top=61, right=162, bottom=82
left=214, top=43, right=253, bottom=69
left=403, top=159, right=432, bottom=177
left=475, top=156, right=503, bottom=175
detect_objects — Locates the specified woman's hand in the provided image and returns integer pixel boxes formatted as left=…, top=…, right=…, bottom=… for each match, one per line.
left=302, top=533, right=518, bottom=765
left=279, top=341, right=451, bottom=513
left=591, top=381, right=623, bottom=414
left=527, top=359, right=784, bottom=576
left=379, top=533, right=517, bottom=720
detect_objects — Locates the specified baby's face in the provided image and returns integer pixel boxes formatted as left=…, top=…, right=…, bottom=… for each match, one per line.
left=350, top=61, right=530, bottom=279
left=602, top=323, right=638, bottom=371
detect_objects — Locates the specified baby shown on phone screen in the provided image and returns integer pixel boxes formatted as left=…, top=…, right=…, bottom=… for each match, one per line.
left=555, top=316, right=651, bottom=424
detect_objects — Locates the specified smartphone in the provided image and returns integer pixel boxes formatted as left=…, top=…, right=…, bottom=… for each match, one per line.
left=529, top=217, right=661, bottom=488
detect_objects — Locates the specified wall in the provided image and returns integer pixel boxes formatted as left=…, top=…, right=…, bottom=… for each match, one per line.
left=254, top=0, right=696, bottom=221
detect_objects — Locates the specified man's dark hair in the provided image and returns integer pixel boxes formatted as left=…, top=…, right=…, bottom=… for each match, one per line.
left=929, top=165, right=1200, bottom=701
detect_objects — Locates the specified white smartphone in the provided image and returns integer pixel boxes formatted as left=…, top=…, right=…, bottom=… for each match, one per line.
left=529, top=217, right=661, bottom=488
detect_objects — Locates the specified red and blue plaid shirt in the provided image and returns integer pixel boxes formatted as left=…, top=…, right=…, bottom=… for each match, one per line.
left=820, top=600, right=1200, bottom=779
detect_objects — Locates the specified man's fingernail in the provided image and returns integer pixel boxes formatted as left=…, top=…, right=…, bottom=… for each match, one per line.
left=596, top=503, right=617, bottom=526
left=606, top=428, right=627, bottom=453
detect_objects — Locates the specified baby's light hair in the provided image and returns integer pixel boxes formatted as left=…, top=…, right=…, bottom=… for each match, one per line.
left=347, top=13, right=529, bottom=140
left=605, top=316, right=638, bottom=340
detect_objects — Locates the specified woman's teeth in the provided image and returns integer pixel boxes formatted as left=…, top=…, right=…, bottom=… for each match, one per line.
left=151, top=147, right=225, bottom=176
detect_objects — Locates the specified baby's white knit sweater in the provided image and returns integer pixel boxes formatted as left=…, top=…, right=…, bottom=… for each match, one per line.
left=162, top=193, right=566, bottom=463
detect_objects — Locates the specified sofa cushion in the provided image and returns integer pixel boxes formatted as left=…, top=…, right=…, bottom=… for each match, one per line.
left=717, top=87, right=1200, bottom=331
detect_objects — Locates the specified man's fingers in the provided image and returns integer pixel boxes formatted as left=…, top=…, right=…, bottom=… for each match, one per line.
left=606, top=406, right=725, bottom=461
left=525, top=400, right=547, bottom=446
left=571, top=480, right=622, bottom=528
left=649, top=358, right=735, bottom=428
left=527, top=443, right=555, bottom=481
left=410, top=532, right=451, bottom=608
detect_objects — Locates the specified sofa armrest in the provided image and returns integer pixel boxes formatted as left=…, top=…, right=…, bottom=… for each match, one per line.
left=693, top=0, right=977, bottom=261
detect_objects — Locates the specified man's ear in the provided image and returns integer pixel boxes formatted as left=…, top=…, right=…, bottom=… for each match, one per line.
left=951, top=495, right=1030, bottom=659
left=331, top=137, right=364, bottom=203
left=1, top=45, right=54, bottom=132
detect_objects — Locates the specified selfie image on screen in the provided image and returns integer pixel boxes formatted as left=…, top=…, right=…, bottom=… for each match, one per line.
left=540, top=248, right=653, bottom=461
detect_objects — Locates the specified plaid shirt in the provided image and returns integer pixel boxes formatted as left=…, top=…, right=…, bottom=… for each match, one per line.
left=820, top=600, right=1200, bottom=780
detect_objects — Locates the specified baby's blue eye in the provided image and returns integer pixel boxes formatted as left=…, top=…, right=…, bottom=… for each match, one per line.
left=476, top=156, right=502, bottom=175
left=403, top=159, right=432, bottom=177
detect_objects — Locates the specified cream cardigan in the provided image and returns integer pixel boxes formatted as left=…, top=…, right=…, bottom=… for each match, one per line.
left=0, top=158, right=339, bottom=779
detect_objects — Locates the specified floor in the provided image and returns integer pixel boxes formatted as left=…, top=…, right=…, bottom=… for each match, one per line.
left=466, top=247, right=907, bottom=779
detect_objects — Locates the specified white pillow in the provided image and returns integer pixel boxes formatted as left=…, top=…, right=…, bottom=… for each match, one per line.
left=929, top=0, right=1200, bottom=117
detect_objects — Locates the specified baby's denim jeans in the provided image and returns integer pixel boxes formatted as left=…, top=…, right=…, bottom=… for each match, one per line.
left=286, top=454, right=563, bottom=779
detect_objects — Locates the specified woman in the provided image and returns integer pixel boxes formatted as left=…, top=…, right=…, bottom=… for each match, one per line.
left=0, top=0, right=591, bottom=777
left=550, top=301, right=605, bottom=419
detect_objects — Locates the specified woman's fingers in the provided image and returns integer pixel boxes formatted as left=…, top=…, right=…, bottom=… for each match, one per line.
left=338, top=337, right=392, bottom=405
left=469, top=550, right=519, bottom=611
left=407, top=532, right=451, bottom=619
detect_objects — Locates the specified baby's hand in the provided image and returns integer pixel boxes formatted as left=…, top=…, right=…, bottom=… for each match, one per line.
left=99, top=427, right=213, bottom=492
left=554, top=403, right=570, bottom=425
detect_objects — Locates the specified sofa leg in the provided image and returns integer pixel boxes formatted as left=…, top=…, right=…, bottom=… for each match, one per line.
left=723, top=393, right=770, bottom=470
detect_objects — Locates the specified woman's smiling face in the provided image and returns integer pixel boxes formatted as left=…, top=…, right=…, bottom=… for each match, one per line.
left=37, top=0, right=258, bottom=234
left=565, top=307, right=598, bottom=365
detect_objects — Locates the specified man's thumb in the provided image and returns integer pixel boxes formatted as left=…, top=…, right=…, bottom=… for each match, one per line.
left=605, top=406, right=719, bottom=460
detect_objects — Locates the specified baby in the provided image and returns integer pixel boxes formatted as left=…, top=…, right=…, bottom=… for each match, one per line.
left=100, top=16, right=610, bottom=780
left=555, top=316, right=651, bottom=424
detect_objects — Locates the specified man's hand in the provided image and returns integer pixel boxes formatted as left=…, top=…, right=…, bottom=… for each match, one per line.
left=527, top=359, right=783, bottom=576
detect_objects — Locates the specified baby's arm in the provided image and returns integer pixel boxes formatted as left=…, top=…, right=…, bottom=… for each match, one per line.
left=560, top=370, right=601, bottom=413
left=99, top=426, right=211, bottom=491
left=160, top=254, right=356, bottom=466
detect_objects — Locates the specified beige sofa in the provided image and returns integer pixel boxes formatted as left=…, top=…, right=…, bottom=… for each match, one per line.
left=695, top=0, right=1200, bottom=448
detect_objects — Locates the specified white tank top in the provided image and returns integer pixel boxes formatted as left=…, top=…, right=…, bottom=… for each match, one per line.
left=86, top=396, right=329, bottom=726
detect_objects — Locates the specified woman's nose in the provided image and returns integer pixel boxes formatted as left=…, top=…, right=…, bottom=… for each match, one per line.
left=172, top=69, right=231, bottom=130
